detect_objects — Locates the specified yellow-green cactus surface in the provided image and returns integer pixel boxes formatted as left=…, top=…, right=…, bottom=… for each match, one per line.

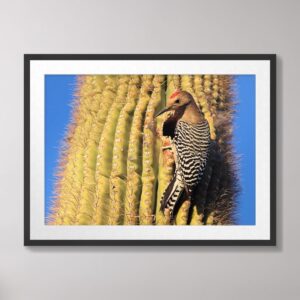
left=49, top=75, right=238, bottom=225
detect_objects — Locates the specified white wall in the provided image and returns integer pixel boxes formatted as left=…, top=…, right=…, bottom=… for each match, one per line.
left=0, top=0, right=298, bottom=299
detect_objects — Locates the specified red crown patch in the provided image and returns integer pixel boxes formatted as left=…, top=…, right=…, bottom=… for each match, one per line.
left=170, top=89, right=181, bottom=99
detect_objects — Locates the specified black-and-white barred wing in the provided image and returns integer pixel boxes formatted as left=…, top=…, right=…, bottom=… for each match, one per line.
left=174, top=120, right=210, bottom=192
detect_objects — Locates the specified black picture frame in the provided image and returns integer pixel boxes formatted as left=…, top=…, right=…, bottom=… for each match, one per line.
left=24, top=54, right=276, bottom=246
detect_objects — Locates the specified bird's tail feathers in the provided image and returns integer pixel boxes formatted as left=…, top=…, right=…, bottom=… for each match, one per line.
left=160, top=176, right=185, bottom=217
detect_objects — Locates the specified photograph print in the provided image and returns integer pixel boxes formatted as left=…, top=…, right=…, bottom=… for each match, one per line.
left=25, top=55, right=276, bottom=245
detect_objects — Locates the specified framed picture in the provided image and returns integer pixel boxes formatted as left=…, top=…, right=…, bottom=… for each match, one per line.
left=24, top=54, right=276, bottom=246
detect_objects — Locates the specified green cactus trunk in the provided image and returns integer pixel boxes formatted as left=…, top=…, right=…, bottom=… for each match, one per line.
left=123, top=75, right=154, bottom=225
left=139, top=75, right=165, bottom=225
left=108, top=75, right=141, bottom=225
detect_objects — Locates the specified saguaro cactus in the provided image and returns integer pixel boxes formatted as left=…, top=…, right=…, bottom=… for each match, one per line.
left=48, top=74, right=238, bottom=225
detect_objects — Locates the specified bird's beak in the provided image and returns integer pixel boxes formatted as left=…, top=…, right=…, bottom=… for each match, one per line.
left=154, top=106, right=172, bottom=118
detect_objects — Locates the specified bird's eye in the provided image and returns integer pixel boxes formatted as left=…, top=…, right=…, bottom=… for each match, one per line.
left=175, top=99, right=180, bottom=104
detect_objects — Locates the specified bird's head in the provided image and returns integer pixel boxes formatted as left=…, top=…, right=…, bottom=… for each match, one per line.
left=155, top=89, right=196, bottom=118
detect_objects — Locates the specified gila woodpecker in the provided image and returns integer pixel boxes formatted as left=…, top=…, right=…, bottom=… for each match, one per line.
left=155, top=90, right=211, bottom=218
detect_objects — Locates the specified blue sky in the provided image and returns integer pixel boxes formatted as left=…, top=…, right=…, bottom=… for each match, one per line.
left=45, top=75, right=77, bottom=218
left=234, top=75, right=256, bottom=225
left=45, top=75, right=255, bottom=225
